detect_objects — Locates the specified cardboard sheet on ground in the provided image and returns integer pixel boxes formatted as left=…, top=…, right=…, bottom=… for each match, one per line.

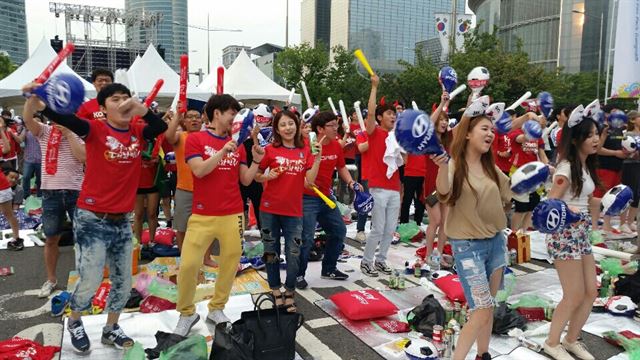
left=59, top=294, right=303, bottom=359
left=316, top=285, right=522, bottom=360
left=67, top=257, right=270, bottom=299
left=0, top=229, right=38, bottom=249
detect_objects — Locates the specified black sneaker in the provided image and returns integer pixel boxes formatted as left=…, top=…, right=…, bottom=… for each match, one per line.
left=67, top=319, right=91, bottom=353
left=360, top=262, right=379, bottom=277
left=374, top=261, right=393, bottom=275
left=7, top=238, right=24, bottom=251
left=295, top=276, right=308, bottom=290
left=101, top=323, right=134, bottom=349
left=321, top=269, right=349, bottom=280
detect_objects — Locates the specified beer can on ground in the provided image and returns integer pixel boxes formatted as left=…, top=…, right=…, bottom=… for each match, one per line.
left=432, top=325, right=443, bottom=343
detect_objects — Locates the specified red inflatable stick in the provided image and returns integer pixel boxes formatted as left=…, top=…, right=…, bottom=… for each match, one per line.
left=216, top=66, right=224, bottom=95
left=143, top=79, right=164, bottom=107
left=35, top=42, right=75, bottom=84
left=179, top=55, right=188, bottom=113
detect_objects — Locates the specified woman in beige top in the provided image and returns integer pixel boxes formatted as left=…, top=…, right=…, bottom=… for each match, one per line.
left=433, top=110, right=512, bottom=360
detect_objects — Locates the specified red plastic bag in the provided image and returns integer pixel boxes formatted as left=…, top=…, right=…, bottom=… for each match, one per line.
left=415, top=243, right=452, bottom=259
left=140, top=295, right=176, bottom=313
left=373, top=319, right=411, bottom=333
left=91, top=282, right=111, bottom=313
left=141, top=228, right=176, bottom=246
left=432, top=274, right=466, bottom=303
left=330, top=290, right=398, bottom=320
left=0, top=337, right=60, bottom=360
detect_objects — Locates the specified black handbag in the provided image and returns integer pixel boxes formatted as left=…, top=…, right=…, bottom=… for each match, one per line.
left=241, top=294, right=304, bottom=360
left=210, top=322, right=254, bottom=360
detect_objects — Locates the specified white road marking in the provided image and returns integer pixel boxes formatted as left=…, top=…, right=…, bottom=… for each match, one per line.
left=297, top=326, right=342, bottom=359
left=305, top=317, right=338, bottom=329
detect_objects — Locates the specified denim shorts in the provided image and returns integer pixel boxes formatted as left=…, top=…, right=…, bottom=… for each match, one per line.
left=70, top=208, right=133, bottom=313
left=450, top=231, right=507, bottom=310
left=42, top=190, right=79, bottom=237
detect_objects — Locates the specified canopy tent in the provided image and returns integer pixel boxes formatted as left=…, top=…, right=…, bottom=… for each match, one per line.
left=125, top=44, right=211, bottom=102
left=0, top=37, right=96, bottom=107
left=198, top=50, right=301, bottom=104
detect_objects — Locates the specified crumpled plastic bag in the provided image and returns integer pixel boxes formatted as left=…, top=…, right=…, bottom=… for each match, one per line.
left=600, top=257, right=625, bottom=278
left=495, top=272, right=516, bottom=303
left=159, top=334, right=208, bottom=360
left=397, top=221, right=421, bottom=243
left=145, top=331, right=188, bottom=359
left=493, top=302, right=526, bottom=335
left=509, top=294, right=553, bottom=310
left=124, top=342, right=145, bottom=360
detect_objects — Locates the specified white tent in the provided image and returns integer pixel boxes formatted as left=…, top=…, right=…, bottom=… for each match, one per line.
left=198, top=50, right=300, bottom=104
left=0, top=37, right=96, bottom=104
left=126, top=44, right=210, bottom=101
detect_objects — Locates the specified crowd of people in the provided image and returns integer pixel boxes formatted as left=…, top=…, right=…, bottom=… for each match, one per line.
left=1, top=65, right=637, bottom=360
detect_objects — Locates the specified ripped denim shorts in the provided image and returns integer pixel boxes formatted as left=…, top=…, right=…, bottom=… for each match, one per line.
left=450, top=231, right=507, bottom=310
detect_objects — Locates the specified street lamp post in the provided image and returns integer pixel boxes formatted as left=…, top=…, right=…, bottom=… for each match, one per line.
left=573, top=9, right=604, bottom=100
left=173, top=14, right=242, bottom=73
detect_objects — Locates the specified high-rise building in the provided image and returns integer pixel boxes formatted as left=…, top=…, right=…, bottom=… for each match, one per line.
left=125, top=0, right=188, bottom=71
left=302, top=0, right=466, bottom=73
left=250, top=43, right=285, bottom=82
left=0, top=0, right=28, bottom=65
left=469, top=0, right=615, bottom=73
left=301, top=0, right=332, bottom=48
left=222, top=45, right=251, bottom=68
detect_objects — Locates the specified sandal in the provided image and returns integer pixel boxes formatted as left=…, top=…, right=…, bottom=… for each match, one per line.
left=271, top=290, right=285, bottom=308
left=283, top=291, right=297, bottom=313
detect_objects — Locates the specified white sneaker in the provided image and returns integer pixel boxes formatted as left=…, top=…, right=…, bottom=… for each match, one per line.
left=561, top=338, right=595, bottom=360
left=620, top=224, right=636, bottom=235
left=38, top=280, right=57, bottom=298
left=174, top=313, right=200, bottom=336
left=355, top=231, right=366, bottom=243
left=543, top=341, right=574, bottom=360
left=207, top=309, right=230, bottom=325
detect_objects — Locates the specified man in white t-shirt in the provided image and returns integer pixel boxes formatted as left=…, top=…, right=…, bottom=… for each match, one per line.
left=22, top=108, right=86, bottom=298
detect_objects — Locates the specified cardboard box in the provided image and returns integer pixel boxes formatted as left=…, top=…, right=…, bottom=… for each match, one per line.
left=507, top=232, right=531, bottom=264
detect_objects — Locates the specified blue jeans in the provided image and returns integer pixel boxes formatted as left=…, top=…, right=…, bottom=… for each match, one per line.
left=356, top=180, right=369, bottom=232
left=22, top=161, right=41, bottom=198
left=42, top=190, right=79, bottom=237
left=449, top=232, right=507, bottom=310
left=298, top=194, right=346, bottom=278
left=70, top=208, right=133, bottom=313
left=260, top=211, right=302, bottom=291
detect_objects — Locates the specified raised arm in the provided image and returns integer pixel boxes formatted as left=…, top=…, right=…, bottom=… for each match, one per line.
left=365, top=74, right=379, bottom=135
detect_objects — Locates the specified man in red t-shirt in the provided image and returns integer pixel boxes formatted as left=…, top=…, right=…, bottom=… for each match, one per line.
left=296, top=111, right=358, bottom=289
left=23, top=81, right=167, bottom=353
left=360, top=74, right=401, bottom=277
left=76, top=69, right=113, bottom=122
left=174, top=94, right=264, bottom=336
left=508, top=121, right=549, bottom=231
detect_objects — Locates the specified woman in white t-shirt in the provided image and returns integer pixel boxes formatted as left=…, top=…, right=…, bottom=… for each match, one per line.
left=543, top=109, right=600, bottom=360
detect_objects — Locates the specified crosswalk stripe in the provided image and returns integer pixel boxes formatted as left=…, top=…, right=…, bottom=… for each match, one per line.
left=297, top=326, right=342, bottom=359
left=519, top=262, right=546, bottom=272
left=305, top=317, right=338, bottom=329
left=510, top=267, right=527, bottom=276
left=296, top=288, right=326, bottom=304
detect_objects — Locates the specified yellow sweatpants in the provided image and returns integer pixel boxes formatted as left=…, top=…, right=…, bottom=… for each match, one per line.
left=177, top=213, right=243, bottom=315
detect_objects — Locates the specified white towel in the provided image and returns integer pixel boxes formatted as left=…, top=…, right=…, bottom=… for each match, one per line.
left=383, top=131, right=404, bottom=179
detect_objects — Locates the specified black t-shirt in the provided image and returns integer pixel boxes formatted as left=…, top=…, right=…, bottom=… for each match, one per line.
left=598, top=127, right=624, bottom=171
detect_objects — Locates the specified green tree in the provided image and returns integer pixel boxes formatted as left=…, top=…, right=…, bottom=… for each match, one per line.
left=0, top=53, right=16, bottom=81
left=324, top=45, right=369, bottom=112
left=274, top=42, right=330, bottom=108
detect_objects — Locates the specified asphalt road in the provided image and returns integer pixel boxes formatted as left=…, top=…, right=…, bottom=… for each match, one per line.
left=0, top=237, right=627, bottom=360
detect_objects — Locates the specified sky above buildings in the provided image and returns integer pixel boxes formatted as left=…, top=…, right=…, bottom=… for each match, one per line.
left=26, top=0, right=302, bottom=75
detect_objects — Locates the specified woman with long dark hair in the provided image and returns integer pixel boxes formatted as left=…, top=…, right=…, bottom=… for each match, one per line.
left=255, top=110, right=322, bottom=312
left=543, top=109, right=600, bottom=360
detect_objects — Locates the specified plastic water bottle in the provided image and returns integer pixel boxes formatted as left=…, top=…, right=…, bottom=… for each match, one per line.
left=429, top=248, right=441, bottom=273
